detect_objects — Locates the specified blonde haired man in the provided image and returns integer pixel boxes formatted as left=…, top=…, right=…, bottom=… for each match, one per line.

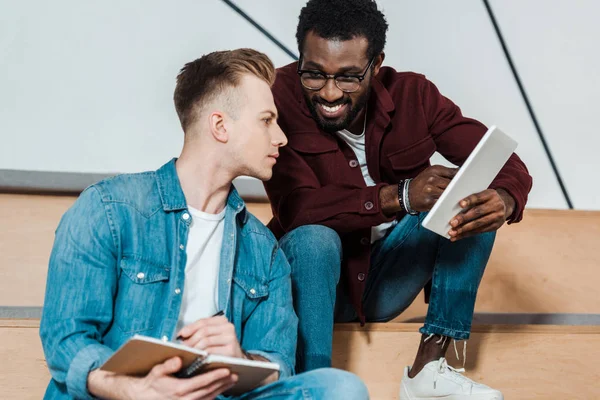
left=40, top=49, right=368, bottom=400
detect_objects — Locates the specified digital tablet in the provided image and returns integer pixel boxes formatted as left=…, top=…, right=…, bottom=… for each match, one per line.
left=421, top=126, right=518, bottom=239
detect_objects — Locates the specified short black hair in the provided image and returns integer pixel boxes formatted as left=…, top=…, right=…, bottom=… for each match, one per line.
left=296, top=0, right=388, bottom=59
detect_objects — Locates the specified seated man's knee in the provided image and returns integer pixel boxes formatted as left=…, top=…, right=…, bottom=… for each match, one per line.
left=280, top=225, right=342, bottom=265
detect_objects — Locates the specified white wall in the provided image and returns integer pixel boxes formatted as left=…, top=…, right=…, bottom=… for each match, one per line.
left=1, top=0, right=598, bottom=209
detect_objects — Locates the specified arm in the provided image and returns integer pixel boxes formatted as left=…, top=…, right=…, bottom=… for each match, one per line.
left=177, top=246, right=297, bottom=385
left=87, top=358, right=236, bottom=400
left=264, top=146, right=395, bottom=234
left=422, top=78, right=533, bottom=223
left=40, top=186, right=118, bottom=399
left=239, top=246, right=298, bottom=381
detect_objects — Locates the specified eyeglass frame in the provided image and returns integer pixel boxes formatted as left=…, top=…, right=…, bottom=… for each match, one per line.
left=296, top=54, right=375, bottom=93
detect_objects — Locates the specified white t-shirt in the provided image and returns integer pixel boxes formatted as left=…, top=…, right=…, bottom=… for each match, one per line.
left=175, top=206, right=226, bottom=333
left=337, top=121, right=398, bottom=243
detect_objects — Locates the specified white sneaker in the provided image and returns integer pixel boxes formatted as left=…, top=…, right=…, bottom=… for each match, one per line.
left=399, top=358, right=503, bottom=400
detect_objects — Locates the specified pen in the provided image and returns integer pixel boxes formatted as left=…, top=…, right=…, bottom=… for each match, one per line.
left=176, top=310, right=224, bottom=341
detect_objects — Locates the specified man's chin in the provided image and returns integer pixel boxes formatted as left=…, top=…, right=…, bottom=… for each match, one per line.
left=315, top=114, right=350, bottom=133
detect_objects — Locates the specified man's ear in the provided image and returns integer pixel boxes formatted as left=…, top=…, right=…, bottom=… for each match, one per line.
left=209, top=111, right=229, bottom=144
left=373, top=52, right=385, bottom=76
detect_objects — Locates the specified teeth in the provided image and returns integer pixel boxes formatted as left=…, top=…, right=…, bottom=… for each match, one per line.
left=321, top=104, right=343, bottom=113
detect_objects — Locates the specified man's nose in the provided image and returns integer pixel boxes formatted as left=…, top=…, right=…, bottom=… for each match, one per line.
left=318, top=78, right=344, bottom=104
left=272, top=122, right=287, bottom=147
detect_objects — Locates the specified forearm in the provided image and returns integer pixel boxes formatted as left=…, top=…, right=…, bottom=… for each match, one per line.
left=88, top=369, right=139, bottom=400
left=379, top=184, right=402, bottom=216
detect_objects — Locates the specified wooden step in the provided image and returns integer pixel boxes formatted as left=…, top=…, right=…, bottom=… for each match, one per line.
left=2, top=319, right=599, bottom=399
left=333, top=323, right=600, bottom=399
left=1, top=194, right=600, bottom=317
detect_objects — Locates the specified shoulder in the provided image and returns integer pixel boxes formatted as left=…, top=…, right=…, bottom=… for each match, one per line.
left=241, top=212, right=278, bottom=244
left=272, top=62, right=299, bottom=105
left=91, top=170, right=163, bottom=216
left=376, top=66, right=432, bottom=93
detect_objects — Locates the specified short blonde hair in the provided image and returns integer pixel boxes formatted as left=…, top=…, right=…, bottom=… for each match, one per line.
left=174, top=48, right=275, bottom=131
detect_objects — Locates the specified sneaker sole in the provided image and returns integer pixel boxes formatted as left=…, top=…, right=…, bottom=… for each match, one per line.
left=399, top=389, right=504, bottom=400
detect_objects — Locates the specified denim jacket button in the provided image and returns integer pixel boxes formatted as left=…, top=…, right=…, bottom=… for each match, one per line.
left=174, top=288, right=181, bottom=295
left=161, top=336, right=169, bottom=342
left=179, top=244, right=184, bottom=250
left=182, top=213, right=190, bottom=221
left=136, top=272, right=145, bottom=279
left=250, top=288, right=256, bottom=295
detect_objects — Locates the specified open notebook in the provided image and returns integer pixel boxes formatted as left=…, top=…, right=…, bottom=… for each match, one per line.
left=101, top=335, right=280, bottom=396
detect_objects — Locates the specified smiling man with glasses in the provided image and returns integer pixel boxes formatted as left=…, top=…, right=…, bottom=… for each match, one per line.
left=264, top=0, right=532, bottom=399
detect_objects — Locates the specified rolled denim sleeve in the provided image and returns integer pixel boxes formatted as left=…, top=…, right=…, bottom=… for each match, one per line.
left=241, top=247, right=298, bottom=379
left=40, top=186, right=118, bottom=399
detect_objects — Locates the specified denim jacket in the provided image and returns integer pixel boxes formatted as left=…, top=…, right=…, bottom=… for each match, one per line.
left=40, top=159, right=298, bottom=399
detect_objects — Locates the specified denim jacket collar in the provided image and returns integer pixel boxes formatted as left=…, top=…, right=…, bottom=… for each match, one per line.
left=155, top=158, right=248, bottom=224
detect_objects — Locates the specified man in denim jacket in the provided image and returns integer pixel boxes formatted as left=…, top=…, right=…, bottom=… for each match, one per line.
left=40, top=48, right=368, bottom=400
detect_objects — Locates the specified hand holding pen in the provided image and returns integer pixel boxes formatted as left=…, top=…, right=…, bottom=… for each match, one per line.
left=176, top=311, right=244, bottom=359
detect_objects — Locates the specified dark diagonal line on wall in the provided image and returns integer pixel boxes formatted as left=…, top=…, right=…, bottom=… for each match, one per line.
left=221, top=0, right=298, bottom=61
left=483, top=0, right=573, bottom=209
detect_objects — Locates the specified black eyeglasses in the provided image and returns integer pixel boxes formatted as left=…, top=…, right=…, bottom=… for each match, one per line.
left=297, top=55, right=375, bottom=93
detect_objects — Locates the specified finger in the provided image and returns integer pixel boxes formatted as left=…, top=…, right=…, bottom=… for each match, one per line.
left=184, top=374, right=238, bottom=400
left=450, top=203, right=498, bottom=228
left=459, top=189, right=495, bottom=209
left=424, top=176, right=452, bottom=191
left=193, top=334, right=237, bottom=352
left=150, top=357, right=182, bottom=377
left=178, top=316, right=229, bottom=340
left=177, top=368, right=231, bottom=395
left=430, top=165, right=459, bottom=179
left=448, top=213, right=503, bottom=241
left=183, top=325, right=228, bottom=348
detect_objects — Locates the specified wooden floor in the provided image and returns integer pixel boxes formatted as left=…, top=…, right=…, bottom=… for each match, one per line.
left=2, top=319, right=599, bottom=400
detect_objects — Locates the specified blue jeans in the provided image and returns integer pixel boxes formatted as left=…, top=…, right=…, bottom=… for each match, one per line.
left=280, top=213, right=496, bottom=372
left=226, top=368, right=369, bottom=399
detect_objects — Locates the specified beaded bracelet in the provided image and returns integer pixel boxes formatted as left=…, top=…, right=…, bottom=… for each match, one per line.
left=397, top=179, right=419, bottom=215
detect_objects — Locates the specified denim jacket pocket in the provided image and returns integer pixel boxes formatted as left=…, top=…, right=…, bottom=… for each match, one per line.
left=232, top=274, right=269, bottom=322
left=115, top=256, right=171, bottom=334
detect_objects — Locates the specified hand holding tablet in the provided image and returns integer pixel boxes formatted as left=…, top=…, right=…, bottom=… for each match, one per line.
left=420, top=126, right=518, bottom=240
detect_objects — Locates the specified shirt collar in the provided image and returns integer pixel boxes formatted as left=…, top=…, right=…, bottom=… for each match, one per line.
left=155, top=158, right=249, bottom=224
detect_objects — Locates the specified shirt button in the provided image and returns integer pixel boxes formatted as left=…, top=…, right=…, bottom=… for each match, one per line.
left=179, top=244, right=184, bottom=250
left=182, top=213, right=190, bottom=221
left=161, top=335, right=169, bottom=342
left=357, top=273, right=366, bottom=281
left=364, top=201, right=374, bottom=210
left=349, top=159, right=359, bottom=168
left=360, top=237, right=370, bottom=245
left=174, top=288, right=181, bottom=295
left=249, top=288, right=256, bottom=295
left=136, top=272, right=145, bottom=279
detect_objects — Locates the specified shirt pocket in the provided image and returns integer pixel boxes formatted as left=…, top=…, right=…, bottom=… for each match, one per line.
left=386, top=136, right=436, bottom=179
left=287, top=131, right=341, bottom=183
left=114, top=256, right=171, bottom=334
left=232, top=274, right=269, bottom=323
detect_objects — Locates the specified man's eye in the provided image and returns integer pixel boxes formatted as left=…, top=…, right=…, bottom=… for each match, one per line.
left=263, top=118, right=272, bottom=124
left=305, top=72, right=324, bottom=79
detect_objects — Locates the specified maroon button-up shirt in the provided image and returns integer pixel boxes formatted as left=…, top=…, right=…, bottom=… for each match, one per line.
left=265, top=62, right=533, bottom=322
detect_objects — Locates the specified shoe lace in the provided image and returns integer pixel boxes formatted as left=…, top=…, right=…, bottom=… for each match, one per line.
left=433, top=358, right=472, bottom=390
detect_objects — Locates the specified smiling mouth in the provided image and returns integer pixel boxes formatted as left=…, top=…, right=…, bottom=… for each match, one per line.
left=317, top=103, right=348, bottom=118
